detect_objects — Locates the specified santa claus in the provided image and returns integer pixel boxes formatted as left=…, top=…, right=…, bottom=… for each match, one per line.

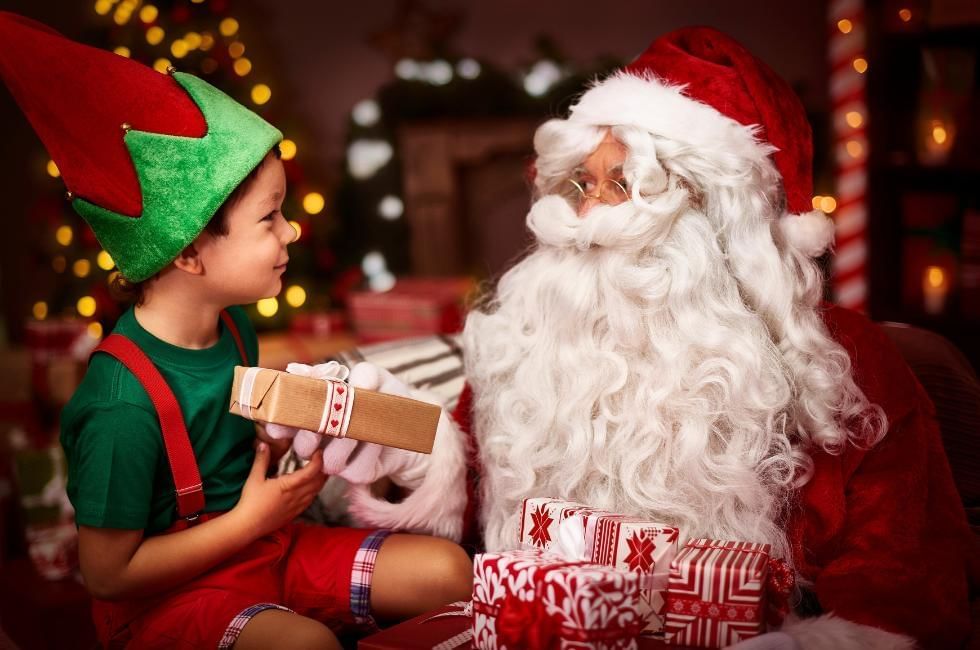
left=288, top=27, right=976, bottom=649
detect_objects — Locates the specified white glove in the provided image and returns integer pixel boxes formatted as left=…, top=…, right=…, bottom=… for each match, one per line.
left=320, top=362, right=432, bottom=485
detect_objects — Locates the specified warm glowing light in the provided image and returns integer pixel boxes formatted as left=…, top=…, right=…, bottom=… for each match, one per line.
left=898, top=8, right=912, bottom=22
left=256, top=297, right=278, bottom=317
left=73, top=259, right=92, bottom=278
left=153, top=58, right=172, bottom=74
left=303, top=192, right=325, bottom=215
left=219, top=18, right=239, bottom=37
left=200, top=33, right=215, bottom=51
left=845, top=111, right=863, bottom=128
left=146, top=26, right=165, bottom=45
left=228, top=41, right=245, bottom=58
left=288, top=220, right=302, bottom=239
left=812, top=196, right=823, bottom=210
left=52, top=256, right=67, bottom=273
left=56, top=225, right=73, bottom=246
left=846, top=140, right=864, bottom=158
left=837, top=19, right=853, bottom=33
left=113, top=46, right=131, bottom=58
left=170, top=39, right=190, bottom=58
left=113, top=6, right=132, bottom=25
left=184, top=32, right=202, bottom=49
left=932, top=124, right=948, bottom=144
left=251, top=83, right=271, bottom=105
left=852, top=57, right=868, bottom=74
left=77, top=296, right=97, bottom=318
left=33, top=302, right=48, bottom=320
left=88, top=322, right=104, bottom=339
left=139, top=4, right=158, bottom=23
left=94, top=0, right=112, bottom=16
left=819, top=196, right=838, bottom=213
left=46, top=160, right=60, bottom=178
left=279, top=139, right=297, bottom=160
left=926, top=266, right=945, bottom=288
left=233, top=58, right=252, bottom=76
left=97, top=250, right=115, bottom=271
left=285, top=285, right=307, bottom=308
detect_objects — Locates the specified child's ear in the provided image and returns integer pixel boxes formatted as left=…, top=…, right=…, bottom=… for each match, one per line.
left=172, top=243, right=205, bottom=275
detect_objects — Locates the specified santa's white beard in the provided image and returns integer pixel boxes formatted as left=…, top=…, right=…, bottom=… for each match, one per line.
left=462, top=192, right=803, bottom=561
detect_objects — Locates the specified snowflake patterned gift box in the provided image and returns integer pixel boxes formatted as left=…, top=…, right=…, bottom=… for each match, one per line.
left=518, top=497, right=610, bottom=553
left=663, top=539, right=773, bottom=648
left=472, top=548, right=647, bottom=650
left=519, top=497, right=680, bottom=634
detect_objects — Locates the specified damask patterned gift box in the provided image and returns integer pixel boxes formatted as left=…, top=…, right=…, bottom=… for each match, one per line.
left=519, top=498, right=680, bottom=633
left=472, top=548, right=647, bottom=649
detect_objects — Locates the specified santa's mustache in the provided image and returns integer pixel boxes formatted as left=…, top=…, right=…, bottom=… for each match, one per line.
left=527, top=180, right=689, bottom=253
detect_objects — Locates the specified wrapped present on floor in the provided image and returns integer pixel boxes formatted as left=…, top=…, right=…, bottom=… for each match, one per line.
left=519, top=497, right=680, bottom=633
left=229, top=366, right=440, bottom=453
left=664, top=539, right=793, bottom=648
left=472, top=548, right=647, bottom=650
left=13, top=443, right=78, bottom=580
left=347, top=276, right=475, bottom=343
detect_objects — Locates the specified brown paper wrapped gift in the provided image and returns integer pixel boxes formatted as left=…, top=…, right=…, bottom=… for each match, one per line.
left=229, top=366, right=439, bottom=454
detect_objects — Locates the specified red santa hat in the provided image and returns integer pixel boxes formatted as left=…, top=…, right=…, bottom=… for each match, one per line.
left=566, top=26, right=835, bottom=256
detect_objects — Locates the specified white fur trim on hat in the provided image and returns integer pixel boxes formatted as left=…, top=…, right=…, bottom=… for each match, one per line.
left=567, top=72, right=774, bottom=173
left=780, top=209, right=836, bottom=257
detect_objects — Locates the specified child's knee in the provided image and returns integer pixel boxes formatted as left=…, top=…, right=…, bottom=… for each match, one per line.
left=423, top=539, right=473, bottom=600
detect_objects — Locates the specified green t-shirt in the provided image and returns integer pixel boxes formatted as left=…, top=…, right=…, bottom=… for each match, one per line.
left=60, top=305, right=259, bottom=534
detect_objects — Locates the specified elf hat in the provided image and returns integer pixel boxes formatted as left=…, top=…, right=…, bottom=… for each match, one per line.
left=0, top=12, right=282, bottom=281
left=566, top=26, right=834, bottom=257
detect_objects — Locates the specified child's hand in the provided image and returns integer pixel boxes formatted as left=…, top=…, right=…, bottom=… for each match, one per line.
left=233, top=443, right=327, bottom=535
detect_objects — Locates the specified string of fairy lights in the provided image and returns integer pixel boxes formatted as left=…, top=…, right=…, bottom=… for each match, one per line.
left=31, top=0, right=329, bottom=332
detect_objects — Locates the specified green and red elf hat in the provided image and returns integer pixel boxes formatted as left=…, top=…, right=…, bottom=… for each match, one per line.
left=0, top=11, right=282, bottom=282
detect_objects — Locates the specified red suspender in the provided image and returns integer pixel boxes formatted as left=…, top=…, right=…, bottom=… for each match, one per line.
left=220, top=310, right=250, bottom=366
left=92, top=310, right=250, bottom=522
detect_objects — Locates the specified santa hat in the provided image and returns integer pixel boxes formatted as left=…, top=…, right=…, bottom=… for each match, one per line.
left=0, top=12, right=282, bottom=281
left=566, top=26, right=834, bottom=257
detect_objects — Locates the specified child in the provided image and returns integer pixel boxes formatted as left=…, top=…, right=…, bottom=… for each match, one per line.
left=0, top=12, right=472, bottom=649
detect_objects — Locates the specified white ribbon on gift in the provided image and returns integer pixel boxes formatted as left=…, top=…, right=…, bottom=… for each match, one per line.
left=422, top=601, right=473, bottom=650
left=238, top=361, right=356, bottom=438
left=553, top=513, right=602, bottom=562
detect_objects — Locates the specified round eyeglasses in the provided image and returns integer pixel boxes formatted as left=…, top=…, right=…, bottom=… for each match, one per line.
left=558, top=178, right=630, bottom=211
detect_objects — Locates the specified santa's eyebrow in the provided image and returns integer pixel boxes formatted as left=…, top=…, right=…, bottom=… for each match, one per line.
left=607, top=164, right=624, bottom=176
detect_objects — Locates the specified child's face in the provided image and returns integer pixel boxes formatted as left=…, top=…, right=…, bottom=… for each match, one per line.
left=195, top=151, right=293, bottom=304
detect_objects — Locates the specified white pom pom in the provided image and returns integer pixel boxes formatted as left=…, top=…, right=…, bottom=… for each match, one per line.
left=779, top=210, right=835, bottom=257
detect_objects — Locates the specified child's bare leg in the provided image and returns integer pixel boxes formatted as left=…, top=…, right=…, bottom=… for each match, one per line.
left=370, top=534, right=473, bottom=620
left=233, top=609, right=340, bottom=650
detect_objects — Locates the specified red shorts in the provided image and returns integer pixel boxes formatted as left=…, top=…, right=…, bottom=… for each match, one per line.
left=93, top=523, right=390, bottom=649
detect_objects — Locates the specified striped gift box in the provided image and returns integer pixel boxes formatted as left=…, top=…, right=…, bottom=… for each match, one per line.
left=664, top=539, right=771, bottom=648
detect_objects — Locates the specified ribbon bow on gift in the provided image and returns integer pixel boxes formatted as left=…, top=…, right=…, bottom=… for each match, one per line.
left=496, top=592, right=561, bottom=650
left=264, top=361, right=356, bottom=458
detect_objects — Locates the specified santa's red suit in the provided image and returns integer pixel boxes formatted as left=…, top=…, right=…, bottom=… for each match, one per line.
left=339, top=27, right=978, bottom=649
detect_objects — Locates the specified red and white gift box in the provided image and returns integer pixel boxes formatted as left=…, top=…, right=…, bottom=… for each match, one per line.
left=663, top=539, right=773, bottom=648
left=472, top=548, right=646, bottom=650
left=519, top=498, right=680, bottom=633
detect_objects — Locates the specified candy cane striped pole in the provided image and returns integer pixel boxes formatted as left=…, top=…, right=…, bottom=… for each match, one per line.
left=829, top=0, right=869, bottom=312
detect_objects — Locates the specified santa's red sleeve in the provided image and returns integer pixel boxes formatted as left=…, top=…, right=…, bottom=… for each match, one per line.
left=782, top=305, right=978, bottom=648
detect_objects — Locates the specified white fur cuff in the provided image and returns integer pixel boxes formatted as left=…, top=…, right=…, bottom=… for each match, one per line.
left=345, top=410, right=469, bottom=541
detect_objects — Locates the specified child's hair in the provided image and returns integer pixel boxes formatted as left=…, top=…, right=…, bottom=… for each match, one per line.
left=110, top=144, right=282, bottom=305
